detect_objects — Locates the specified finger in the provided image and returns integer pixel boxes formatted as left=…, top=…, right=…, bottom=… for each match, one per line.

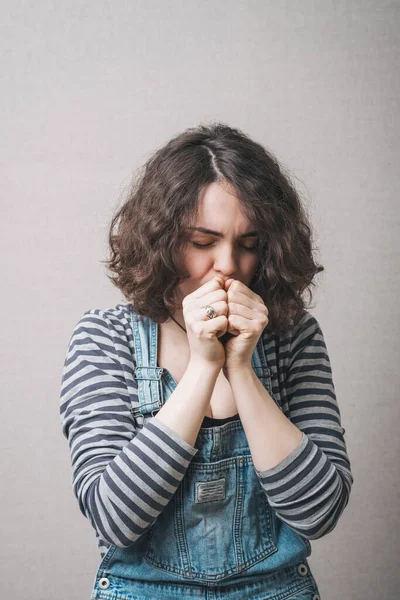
left=227, top=301, right=255, bottom=320
left=188, top=276, right=224, bottom=302
left=194, top=312, right=228, bottom=337
left=227, top=292, right=253, bottom=311
left=196, top=289, right=227, bottom=310
left=227, top=314, right=247, bottom=334
left=228, top=309, right=269, bottom=336
left=228, top=287, right=267, bottom=314
left=229, top=298, right=269, bottom=323
left=227, top=292, right=264, bottom=316
left=229, top=279, right=261, bottom=303
left=195, top=300, right=228, bottom=321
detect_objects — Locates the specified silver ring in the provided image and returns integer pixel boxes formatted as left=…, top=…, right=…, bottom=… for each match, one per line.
left=204, top=305, right=217, bottom=319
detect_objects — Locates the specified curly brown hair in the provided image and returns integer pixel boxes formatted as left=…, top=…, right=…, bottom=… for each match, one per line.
left=104, top=122, right=324, bottom=337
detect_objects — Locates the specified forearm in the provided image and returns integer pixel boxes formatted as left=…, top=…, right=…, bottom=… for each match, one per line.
left=83, top=360, right=221, bottom=547
left=62, top=311, right=221, bottom=549
left=226, top=363, right=352, bottom=540
left=225, top=365, right=303, bottom=471
left=153, top=359, right=221, bottom=447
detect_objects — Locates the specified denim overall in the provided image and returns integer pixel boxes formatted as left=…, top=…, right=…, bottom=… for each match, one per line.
left=90, top=311, right=321, bottom=600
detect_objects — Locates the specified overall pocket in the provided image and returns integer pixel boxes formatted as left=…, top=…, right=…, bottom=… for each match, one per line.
left=144, top=454, right=278, bottom=583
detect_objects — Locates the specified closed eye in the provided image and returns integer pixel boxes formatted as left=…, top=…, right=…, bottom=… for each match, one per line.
left=192, top=242, right=259, bottom=252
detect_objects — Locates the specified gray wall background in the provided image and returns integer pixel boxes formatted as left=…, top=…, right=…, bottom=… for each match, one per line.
left=2, top=1, right=399, bottom=598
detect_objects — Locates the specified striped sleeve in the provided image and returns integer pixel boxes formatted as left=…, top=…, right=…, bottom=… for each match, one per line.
left=59, top=309, right=198, bottom=549
left=255, top=311, right=354, bottom=540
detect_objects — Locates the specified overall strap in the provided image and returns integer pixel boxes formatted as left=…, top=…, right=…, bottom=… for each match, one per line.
left=252, top=332, right=274, bottom=395
left=130, top=311, right=164, bottom=417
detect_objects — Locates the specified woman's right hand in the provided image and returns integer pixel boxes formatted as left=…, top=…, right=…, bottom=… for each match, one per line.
left=182, top=276, right=229, bottom=367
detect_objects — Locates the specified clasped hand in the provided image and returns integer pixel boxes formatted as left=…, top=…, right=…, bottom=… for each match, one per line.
left=220, top=277, right=269, bottom=371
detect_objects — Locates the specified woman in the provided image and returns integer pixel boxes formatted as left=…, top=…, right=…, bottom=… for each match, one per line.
left=60, top=123, right=353, bottom=600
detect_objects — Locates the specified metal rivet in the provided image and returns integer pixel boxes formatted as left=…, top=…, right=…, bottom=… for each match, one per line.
left=297, top=563, right=308, bottom=576
left=99, top=577, right=110, bottom=589
left=313, top=595, right=320, bottom=600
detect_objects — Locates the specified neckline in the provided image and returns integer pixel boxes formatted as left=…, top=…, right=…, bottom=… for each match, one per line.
left=202, top=413, right=240, bottom=423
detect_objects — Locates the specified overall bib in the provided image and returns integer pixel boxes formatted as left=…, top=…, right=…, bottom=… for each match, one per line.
left=90, top=311, right=321, bottom=600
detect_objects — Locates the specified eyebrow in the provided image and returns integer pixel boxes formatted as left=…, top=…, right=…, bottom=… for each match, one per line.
left=188, top=227, right=258, bottom=239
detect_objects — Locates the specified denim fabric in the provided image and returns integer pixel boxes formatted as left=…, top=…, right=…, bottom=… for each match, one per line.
left=90, top=312, right=321, bottom=599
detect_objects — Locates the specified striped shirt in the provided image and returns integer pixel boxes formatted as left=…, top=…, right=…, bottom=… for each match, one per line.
left=59, top=303, right=353, bottom=558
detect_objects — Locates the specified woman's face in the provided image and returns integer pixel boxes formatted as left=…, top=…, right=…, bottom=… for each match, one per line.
left=173, top=181, right=260, bottom=308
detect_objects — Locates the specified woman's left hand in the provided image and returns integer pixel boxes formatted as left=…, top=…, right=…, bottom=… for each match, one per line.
left=222, top=278, right=269, bottom=372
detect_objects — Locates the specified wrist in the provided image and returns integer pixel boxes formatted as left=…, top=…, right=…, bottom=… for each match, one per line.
left=188, top=358, right=223, bottom=375
left=223, top=362, right=253, bottom=378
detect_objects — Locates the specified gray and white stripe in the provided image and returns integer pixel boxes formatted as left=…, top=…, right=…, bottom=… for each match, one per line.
left=256, top=311, right=353, bottom=540
left=60, top=304, right=353, bottom=557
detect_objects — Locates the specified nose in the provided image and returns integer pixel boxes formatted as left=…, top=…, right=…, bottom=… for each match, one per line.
left=213, top=252, right=237, bottom=279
